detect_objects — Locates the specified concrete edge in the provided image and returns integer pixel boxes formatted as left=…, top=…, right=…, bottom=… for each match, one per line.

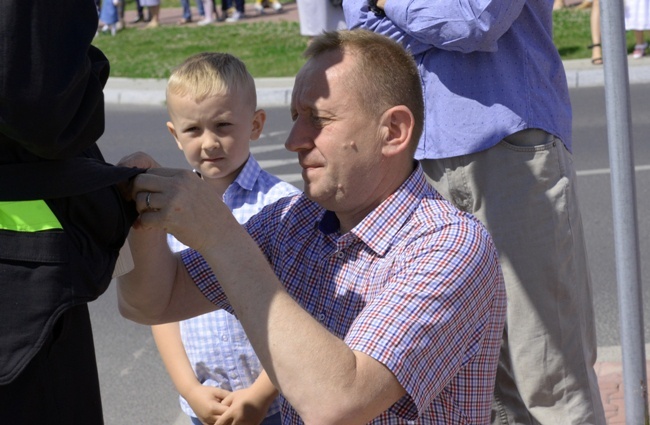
left=104, top=62, right=650, bottom=107
left=597, top=344, right=650, bottom=363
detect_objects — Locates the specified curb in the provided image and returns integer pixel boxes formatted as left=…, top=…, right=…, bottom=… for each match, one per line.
left=104, top=59, right=650, bottom=108
left=103, top=77, right=296, bottom=108
left=564, top=58, right=650, bottom=88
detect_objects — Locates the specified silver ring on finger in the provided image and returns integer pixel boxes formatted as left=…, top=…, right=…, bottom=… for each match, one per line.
left=145, top=192, right=152, bottom=210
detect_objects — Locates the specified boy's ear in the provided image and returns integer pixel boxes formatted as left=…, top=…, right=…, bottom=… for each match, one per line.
left=379, top=105, right=414, bottom=157
left=249, top=109, right=266, bottom=141
left=166, top=121, right=183, bottom=151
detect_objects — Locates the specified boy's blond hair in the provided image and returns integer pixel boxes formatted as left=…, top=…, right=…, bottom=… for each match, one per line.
left=166, top=52, right=257, bottom=108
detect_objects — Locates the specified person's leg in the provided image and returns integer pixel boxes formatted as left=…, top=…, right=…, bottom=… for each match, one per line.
left=0, top=304, right=104, bottom=424
left=633, top=30, right=648, bottom=58
left=421, top=132, right=605, bottom=425
left=181, top=0, right=192, bottom=21
left=553, top=0, right=564, bottom=10
left=198, top=0, right=215, bottom=24
left=255, top=0, right=265, bottom=14
left=221, top=0, right=234, bottom=19
left=145, top=5, right=160, bottom=27
left=195, top=0, right=205, bottom=18
left=589, top=0, right=603, bottom=64
left=225, top=0, right=244, bottom=21
left=131, top=0, right=145, bottom=22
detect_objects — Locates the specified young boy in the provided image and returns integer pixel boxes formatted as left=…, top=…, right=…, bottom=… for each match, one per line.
left=152, top=52, right=298, bottom=425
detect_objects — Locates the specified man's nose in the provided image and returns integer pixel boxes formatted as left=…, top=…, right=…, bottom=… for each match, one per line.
left=285, top=122, right=313, bottom=152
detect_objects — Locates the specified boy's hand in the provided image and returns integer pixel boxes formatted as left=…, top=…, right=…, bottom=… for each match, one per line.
left=185, top=385, right=231, bottom=425
left=215, top=387, right=273, bottom=425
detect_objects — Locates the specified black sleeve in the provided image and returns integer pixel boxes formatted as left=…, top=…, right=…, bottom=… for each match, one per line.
left=0, top=0, right=110, bottom=159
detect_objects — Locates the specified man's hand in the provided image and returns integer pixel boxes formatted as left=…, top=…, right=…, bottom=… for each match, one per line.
left=129, top=167, right=233, bottom=253
left=117, top=151, right=162, bottom=170
left=115, top=151, right=162, bottom=202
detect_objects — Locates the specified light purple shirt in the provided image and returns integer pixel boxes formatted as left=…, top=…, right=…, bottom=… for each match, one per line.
left=168, top=155, right=299, bottom=418
left=343, top=0, right=573, bottom=159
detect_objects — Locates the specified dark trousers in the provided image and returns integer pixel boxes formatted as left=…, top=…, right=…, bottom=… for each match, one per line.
left=0, top=304, right=104, bottom=424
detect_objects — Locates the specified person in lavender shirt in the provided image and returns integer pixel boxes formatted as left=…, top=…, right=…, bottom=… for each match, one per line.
left=344, top=1, right=606, bottom=424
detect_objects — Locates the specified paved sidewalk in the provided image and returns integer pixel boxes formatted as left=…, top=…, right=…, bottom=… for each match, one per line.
left=108, top=6, right=650, bottom=424
left=596, top=359, right=650, bottom=423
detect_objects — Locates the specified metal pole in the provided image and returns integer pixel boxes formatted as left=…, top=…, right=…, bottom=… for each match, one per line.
left=599, top=0, right=649, bottom=423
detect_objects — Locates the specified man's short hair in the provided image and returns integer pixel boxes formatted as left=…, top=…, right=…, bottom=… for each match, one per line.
left=166, top=52, right=257, bottom=108
left=305, top=30, right=425, bottom=149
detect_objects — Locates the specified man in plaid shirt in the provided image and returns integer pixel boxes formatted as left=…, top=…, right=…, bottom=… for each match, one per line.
left=118, top=30, right=507, bottom=424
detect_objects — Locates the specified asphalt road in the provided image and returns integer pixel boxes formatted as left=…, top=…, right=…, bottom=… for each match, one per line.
left=93, top=83, right=650, bottom=424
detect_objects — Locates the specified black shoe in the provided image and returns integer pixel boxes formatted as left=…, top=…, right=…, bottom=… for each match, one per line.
left=131, top=15, right=145, bottom=23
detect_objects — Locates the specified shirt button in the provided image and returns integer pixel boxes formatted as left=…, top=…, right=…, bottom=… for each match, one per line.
left=336, top=251, right=345, bottom=259
left=221, top=335, right=228, bottom=341
left=318, top=313, right=326, bottom=321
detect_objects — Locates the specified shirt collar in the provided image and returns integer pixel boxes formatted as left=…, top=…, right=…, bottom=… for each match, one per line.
left=231, top=155, right=260, bottom=192
left=318, top=163, right=432, bottom=257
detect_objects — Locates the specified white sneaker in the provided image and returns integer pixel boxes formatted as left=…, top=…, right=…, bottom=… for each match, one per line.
left=225, top=11, right=242, bottom=22
left=632, top=43, right=648, bottom=59
left=197, top=18, right=214, bottom=26
left=254, top=3, right=264, bottom=14
left=273, top=1, right=283, bottom=11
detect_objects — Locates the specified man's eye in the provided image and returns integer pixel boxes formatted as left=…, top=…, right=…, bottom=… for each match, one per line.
left=312, top=116, right=328, bottom=126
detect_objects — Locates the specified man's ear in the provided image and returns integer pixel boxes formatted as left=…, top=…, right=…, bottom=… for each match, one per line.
left=166, top=121, right=183, bottom=151
left=379, top=105, right=414, bottom=157
left=250, top=109, right=267, bottom=141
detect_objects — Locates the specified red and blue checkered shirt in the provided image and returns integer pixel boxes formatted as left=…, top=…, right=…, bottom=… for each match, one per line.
left=181, top=165, right=506, bottom=424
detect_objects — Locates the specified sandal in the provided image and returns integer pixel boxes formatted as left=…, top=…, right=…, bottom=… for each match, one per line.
left=633, top=43, right=648, bottom=59
left=588, top=43, right=603, bottom=65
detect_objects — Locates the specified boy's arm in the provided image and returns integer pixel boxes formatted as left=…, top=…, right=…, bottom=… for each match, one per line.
left=217, top=370, right=279, bottom=425
left=152, top=322, right=230, bottom=424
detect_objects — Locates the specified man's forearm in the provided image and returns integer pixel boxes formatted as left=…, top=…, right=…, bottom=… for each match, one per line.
left=117, top=227, right=178, bottom=323
left=196, top=219, right=404, bottom=424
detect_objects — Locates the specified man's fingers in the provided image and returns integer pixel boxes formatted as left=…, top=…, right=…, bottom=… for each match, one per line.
left=129, top=168, right=187, bottom=202
left=116, top=151, right=160, bottom=169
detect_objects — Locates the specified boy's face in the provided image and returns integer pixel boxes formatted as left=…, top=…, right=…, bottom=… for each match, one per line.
left=166, top=89, right=265, bottom=189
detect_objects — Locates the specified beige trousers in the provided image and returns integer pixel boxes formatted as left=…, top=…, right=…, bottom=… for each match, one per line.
left=421, top=131, right=606, bottom=425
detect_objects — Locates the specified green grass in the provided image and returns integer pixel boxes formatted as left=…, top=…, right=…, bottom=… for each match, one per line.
left=93, top=21, right=308, bottom=78
left=93, top=6, right=640, bottom=79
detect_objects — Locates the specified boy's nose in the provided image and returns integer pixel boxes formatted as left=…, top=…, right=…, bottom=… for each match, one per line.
left=201, top=132, right=220, bottom=150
